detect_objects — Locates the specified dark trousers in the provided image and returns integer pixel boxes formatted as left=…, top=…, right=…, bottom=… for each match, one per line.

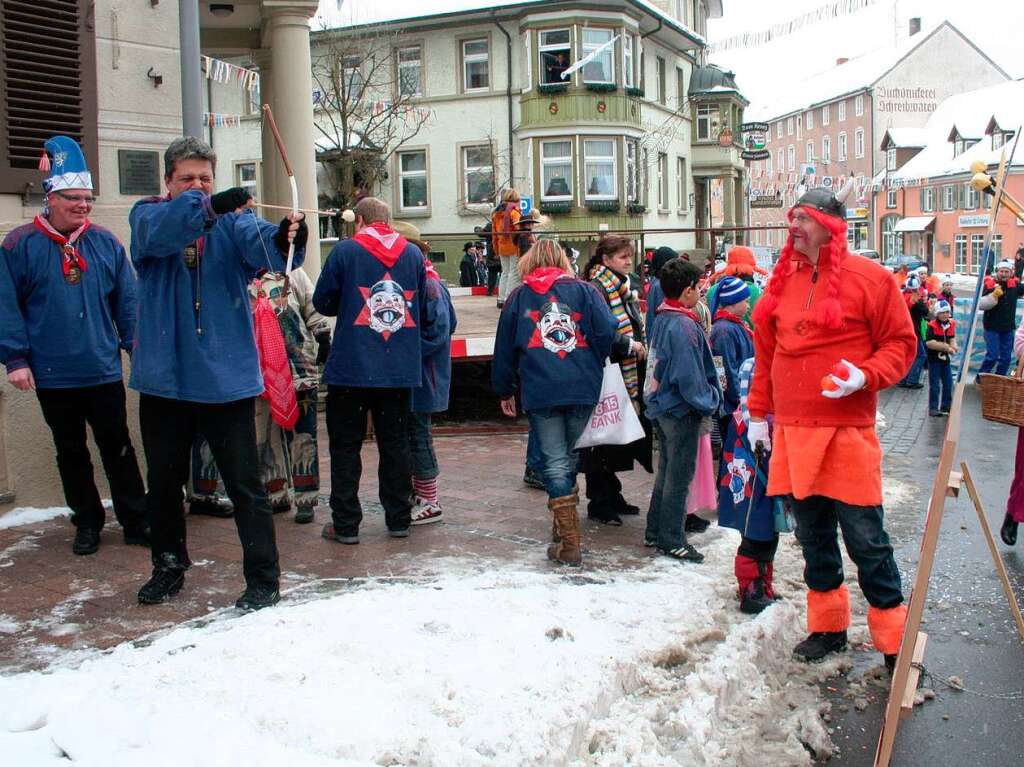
left=927, top=360, right=953, bottom=412
left=900, top=338, right=927, bottom=385
left=738, top=534, right=778, bottom=562
left=791, top=495, right=903, bottom=609
left=486, top=264, right=501, bottom=296
left=326, top=386, right=413, bottom=535
left=139, top=394, right=279, bottom=589
left=980, top=329, right=1013, bottom=376
left=645, top=412, right=701, bottom=549
left=585, top=469, right=624, bottom=515
left=36, top=381, right=146, bottom=532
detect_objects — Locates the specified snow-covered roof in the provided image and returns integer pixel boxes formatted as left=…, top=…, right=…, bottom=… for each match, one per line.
left=748, top=21, right=957, bottom=122
left=887, top=79, right=1024, bottom=184
left=314, top=0, right=706, bottom=47
left=882, top=128, right=927, bottom=149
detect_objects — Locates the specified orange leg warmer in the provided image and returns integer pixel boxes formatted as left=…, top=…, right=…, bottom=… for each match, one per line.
left=867, top=604, right=908, bottom=655
left=807, top=584, right=851, bottom=633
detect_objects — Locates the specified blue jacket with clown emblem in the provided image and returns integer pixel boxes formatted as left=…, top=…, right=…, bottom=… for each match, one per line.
left=411, top=269, right=457, bottom=413
left=314, top=224, right=427, bottom=388
left=492, top=269, right=617, bottom=412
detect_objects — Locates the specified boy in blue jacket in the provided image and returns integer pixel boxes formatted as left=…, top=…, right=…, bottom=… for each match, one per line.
left=644, top=259, right=722, bottom=562
left=314, top=198, right=428, bottom=544
left=709, top=276, right=755, bottom=440
left=129, top=136, right=306, bottom=610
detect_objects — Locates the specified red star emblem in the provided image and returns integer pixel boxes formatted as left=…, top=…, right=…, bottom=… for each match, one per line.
left=526, top=294, right=588, bottom=359
left=353, top=272, right=416, bottom=341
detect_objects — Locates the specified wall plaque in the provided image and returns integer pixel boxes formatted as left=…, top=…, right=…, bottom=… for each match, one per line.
left=118, top=150, right=161, bottom=196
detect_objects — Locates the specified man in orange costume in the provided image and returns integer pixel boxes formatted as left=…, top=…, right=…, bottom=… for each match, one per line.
left=747, top=187, right=917, bottom=668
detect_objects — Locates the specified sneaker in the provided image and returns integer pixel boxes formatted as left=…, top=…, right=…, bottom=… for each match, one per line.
left=792, top=630, right=848, bottom=662
left=389, top=528, right=411, bottom=538
left=684, top=514, right=710, bottom=533
left=929, top=409, right=945, bottom=417
left=138, top=558, right=186, bottom=604
left=659, top=544, right=704, bottom=563
left=321, top=522, right=359, bottom=545
left=189, top=499, right=234, bottom=518
left=643, top=537, right=657, bottom=548
left=122, top=526, right=151, bottom=547
left=235, top=585, right=280, bottom=611
left=72, top=527, right=101, bottom=556
left=294, top=506, right=315, bottom=524
left=523, top=466, right=546, bottom=490
left=410, top=501, right=443, bottom=525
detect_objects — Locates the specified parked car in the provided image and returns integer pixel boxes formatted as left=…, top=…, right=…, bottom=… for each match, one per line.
left=853, top=249, right=881, bottom=262
left=883, top=254, right=927, bottom=273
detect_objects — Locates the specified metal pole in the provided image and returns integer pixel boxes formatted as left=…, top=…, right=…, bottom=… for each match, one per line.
left=179, top=0, right=204, bottom=138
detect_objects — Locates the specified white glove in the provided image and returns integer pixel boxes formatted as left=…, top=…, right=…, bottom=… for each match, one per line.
left=821, top=358, right=867, bottom=399
left=748, top=419, right=771, bottom=453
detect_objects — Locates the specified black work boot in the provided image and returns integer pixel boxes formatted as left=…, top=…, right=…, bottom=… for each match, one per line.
left=793, top=630, right=848, bottom=662
left=1001, top=512, right=1019, bottom=546
left=739, top=578, right=775, bottom=615
left=138, top=553, right=186, bottom=604
left=72, top=527, right=101, bottom=556
left=235, top=585, right=281, bottom=611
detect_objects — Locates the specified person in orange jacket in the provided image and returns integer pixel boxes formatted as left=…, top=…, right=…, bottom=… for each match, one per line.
left=492, top=188, right=522, bottom=308
left=747, top=186, right=917, bottom=670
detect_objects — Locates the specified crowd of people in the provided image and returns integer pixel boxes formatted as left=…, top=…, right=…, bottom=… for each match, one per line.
left=4, top=133, right=1021, bottom=671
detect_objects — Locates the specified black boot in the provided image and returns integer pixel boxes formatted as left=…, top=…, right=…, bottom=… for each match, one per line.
left=586, top=500, right=623, bottom=526
left=684, top=514, right=710, bottom=533
left=138, top=553, right=186, bottom=604
left=1001, top=512, right=1019, bottom=546
left=235, top=584, right=281, bottom=611
left=523, top=466, right=545, bottom=490
left=739, top=578, right=775, bottom=614
left=72, top=527, right=101, bottom=556
left=189, top=499, right=234, bottom=518
left=884, top=653, right=898, bottom=675
left=123, top=526, right=151, bottom=547
left=793, top=630, right=848, bottom=662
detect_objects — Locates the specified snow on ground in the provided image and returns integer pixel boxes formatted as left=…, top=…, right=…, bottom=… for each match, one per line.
left=0, top=500, right=111, bottom=531
left=0, top=530, right=844, bottom=767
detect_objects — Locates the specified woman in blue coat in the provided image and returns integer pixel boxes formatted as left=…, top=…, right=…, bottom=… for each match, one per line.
left=492, top=239, right=617, bottom=565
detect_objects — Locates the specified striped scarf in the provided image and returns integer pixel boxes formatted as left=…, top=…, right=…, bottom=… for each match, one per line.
left=590, top=264, right=638, bottom=399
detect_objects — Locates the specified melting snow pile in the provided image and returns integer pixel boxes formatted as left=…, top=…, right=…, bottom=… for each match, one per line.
left=0, top=533, right=835, bottom=766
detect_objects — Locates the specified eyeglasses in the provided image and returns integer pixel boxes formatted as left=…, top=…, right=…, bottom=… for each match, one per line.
left=53, top=192, right=96, bottom=205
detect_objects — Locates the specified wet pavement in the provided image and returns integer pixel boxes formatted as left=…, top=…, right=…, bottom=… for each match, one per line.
left=822, top=384, right=1024, bottom=766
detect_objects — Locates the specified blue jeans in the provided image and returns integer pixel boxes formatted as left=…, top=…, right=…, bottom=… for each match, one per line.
left=979, top=329, right=1013, bottom=376
left=900, top=338, right=926, bottom=385
left=407, top=412, right=438, bottom=480
left=927, top=360, right=952, bottom=412
left=527, top=405, right=591, bottom=499
left=526, top=426, right=542, bottom=472
left=645, top=412, right=701, bottom=550
left=792, top=496, right=903, bottom=609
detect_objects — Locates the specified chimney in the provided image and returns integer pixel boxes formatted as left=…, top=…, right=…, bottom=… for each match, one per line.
left=909, top=17, right=921, bottom=36
left=836, top=57, right=849, bottom=66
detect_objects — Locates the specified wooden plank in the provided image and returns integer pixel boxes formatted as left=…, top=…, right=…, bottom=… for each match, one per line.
left=960, top=462, right=1024, bottom=643
left=946, top=470, right=962, bottom=498
left=899, top=632, right=928, bottom=718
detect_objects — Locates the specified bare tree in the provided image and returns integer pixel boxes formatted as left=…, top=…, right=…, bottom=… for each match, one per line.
left=311, top=26, right=433, bottom=210
left=454, top=132, right=515, bottom=223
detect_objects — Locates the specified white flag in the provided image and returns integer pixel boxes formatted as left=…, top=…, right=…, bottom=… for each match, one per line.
left=560, top=34, right=620, bottom=80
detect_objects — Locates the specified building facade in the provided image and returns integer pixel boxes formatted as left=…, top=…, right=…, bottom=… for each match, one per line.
left=746, top=21, right=1009, bottom=253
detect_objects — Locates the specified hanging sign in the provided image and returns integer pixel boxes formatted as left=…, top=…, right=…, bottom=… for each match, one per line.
left=740, top=122, right=769, bottom=160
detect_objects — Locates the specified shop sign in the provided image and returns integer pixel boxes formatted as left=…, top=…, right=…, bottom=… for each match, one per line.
left=740, top=122, right=768, bottom=160
left=751, top=194, right=783, bottom=209
left=846, top=208, right=869, bottom=220
left=959, top=214, right=990, bottom=228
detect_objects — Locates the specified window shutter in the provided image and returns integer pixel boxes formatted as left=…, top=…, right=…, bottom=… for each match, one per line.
left=0, top=0, right=98, bottom=195
left=919, top=187, right=925, bottom=211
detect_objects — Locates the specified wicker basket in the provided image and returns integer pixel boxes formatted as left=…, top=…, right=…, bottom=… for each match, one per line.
left=978, top=366, right=1024, bottom=426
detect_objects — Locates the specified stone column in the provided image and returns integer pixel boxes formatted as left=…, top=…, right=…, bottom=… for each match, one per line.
left=263, top=1, right=321, bottom=278
left=722, top=175, right=737, bottom=231
left=251, top=50, right=279, bottom=207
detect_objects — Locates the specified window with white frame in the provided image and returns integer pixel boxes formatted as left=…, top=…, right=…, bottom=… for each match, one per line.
left=657, top=152, right=668, bottom=208
left=886, top=147, right=897, bottom=171
left=992, top=233, right=1004, bottom=263
left=970, top=234, right=984, bottom=275
left=921, top=186, right=935, bottom=212
left=787, top=144, right=795, bottom=170
left=656, top=57, right=666, bottom=104
left=838, top=132, right=847, bottom=161
left=625, top=139, right=640, bottom=202
left=855, top=94, right=864, bottom=116
left=786, top=116, right=793, bottom=135
left=462, top=39, right=489, bottom=91
left=582, top=28, right=615, bottom=84
left=398, top=150, right=428, bottom=209
left=886, top=188, right=897, bottom=208
left=806, top=110, right=813, bottom=130
left=776, top=121, right=783, bottom=139
left=822, top=135, right=831, bottom=163
left=855, top=128, right=864, bottom=158
left=882, top=215, right=899, bottom=261
left=539, top=29, right=572, bottom=84
left=583, top=139, right=616, bottom=198
left=397, top=46, right=422, bottom=97
left=676, top=156, right=687, bottom=210
left=805, top=141, right=814, bottom=163
left=540, top=140, right=573, bottom=199
left=642, top=148, right=650, bottom=205
left=623, top=34, right=636, bottom=88
left=235, top=161, right=258, bottom=197
left=822, top=104, right=829, bottom=126
left=463, top=145, right=494, bottom=205
left=942, top=184, right=956, bottom=211
left=955, top=234, right=967, bottom=273
left=838, top=100, right=846, bottom=122
left=696, top=103, right=720, bottom=140
left=964, top=182, right=979, bottom=209
left=766, top=152, right=772, bottom=174
left=777, top=148, right=784, bottom=171
left=341, top=55, right=364, bottom=98
left=676, top=67, right=685, bottom=108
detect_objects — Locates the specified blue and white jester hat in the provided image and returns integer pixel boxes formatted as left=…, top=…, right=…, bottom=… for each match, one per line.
left=39, top=135, right=93, bottom=193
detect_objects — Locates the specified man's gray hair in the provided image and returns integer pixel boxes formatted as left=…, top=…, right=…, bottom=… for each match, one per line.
left=164, top=136, right=217, bottom=179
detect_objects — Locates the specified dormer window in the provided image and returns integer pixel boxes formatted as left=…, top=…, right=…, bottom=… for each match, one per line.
left=993, top=130, right=1013, bottom=150
left=886, top=147, right=896, bottom=171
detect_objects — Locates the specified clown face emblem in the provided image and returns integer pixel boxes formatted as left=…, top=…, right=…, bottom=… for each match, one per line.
left=367, top=279, right=407, bottom=335
left=538, top=300, right=578, bottom=355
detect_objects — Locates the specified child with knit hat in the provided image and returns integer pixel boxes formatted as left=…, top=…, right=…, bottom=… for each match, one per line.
left=977, top=259, right=1022, bottom=377
left=709, top=276, right=754, bottom=441
left=747, top=185, right=917, bottom=669
left=925, top=300, right=956, bottom=417
left=898, top=274, right=928, bottom=389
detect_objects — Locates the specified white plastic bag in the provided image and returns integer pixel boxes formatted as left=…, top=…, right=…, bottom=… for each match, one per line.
left=575, top=362, right=645, bottom=448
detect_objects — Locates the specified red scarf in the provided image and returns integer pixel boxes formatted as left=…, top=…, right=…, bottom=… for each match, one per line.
left=714, top=308, right=754, bottom=336
left=659, top=298, right=702, bottom=325
left=424, top=258, right=441, bottom=282
left=353, top=223, right=409, bottom=268
left=524, top=266, right=572, bottom=294
left=33, top=215, right=90, bottom=277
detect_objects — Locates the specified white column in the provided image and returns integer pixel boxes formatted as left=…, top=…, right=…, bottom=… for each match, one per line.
left=252, top=51, right=279, bottom=206
left=263, top=2, right=321, bottom=277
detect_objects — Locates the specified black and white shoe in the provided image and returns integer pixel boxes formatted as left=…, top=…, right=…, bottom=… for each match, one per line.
left=235, top=585, right=280, bottom=611
left=659, top=544, right=704, bottom=563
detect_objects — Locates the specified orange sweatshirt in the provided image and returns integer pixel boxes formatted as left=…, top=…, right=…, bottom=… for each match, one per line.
left=749, top=254, right=917, bottom=427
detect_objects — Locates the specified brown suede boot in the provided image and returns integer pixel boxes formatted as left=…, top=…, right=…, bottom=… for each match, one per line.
left=547, top=495, right=582, bottom=566
left=551, top=487, right=580, bottom=544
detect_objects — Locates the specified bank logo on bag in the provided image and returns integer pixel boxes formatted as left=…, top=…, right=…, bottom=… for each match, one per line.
left=528, top=297, right=587, bottom=358
left=354, top=273, right=416, bottom=341
left=592, top=393, right=623, bottom=428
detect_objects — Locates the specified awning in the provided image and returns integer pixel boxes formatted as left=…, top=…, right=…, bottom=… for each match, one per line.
left=893, top=216, right=935, bottom=233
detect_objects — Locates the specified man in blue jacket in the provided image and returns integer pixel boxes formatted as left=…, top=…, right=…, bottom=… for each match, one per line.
left=0, top=135, right=148, bottom=556
left=314, top=197, right=427, bottom=544
left=129, top=136, right=306, bottom=610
